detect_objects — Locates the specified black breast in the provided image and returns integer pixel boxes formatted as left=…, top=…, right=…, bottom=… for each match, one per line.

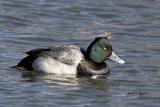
left=77, top=59, right=110, bottom=76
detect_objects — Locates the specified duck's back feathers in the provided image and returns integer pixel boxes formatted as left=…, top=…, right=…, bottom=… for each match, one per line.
left=39, top=45, right=83, bottom=65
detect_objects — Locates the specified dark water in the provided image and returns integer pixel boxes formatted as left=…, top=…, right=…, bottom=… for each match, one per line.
left=0, top=0, right=160, bottom=107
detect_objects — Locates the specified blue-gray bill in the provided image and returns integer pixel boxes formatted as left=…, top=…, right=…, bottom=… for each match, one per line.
left=109, top=52, right=125, bottom=64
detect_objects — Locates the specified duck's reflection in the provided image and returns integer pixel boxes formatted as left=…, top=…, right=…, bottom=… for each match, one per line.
left=22, top=71, right=110, bottom=91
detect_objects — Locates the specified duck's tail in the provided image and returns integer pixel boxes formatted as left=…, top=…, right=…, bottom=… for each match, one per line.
left=11, top=55, right=37, bottom=71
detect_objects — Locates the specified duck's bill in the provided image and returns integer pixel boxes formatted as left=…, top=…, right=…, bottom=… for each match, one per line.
left=109, top=52, right=125, bottom=64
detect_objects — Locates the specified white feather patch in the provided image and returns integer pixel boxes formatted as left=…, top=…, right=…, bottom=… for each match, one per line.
left=32, top=54, right=83, bottom=74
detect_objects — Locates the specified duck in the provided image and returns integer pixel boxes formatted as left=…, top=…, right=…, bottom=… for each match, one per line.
left=16, top=32, right=125, bottom=76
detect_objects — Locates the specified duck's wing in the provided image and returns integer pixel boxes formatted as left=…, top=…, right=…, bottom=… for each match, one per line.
left=26, top=45, right=83, bottom=66
left=26, top=48, right=51, bottom=56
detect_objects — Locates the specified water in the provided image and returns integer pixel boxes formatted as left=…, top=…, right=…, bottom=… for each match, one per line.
left=0, top=0, right=160, bottom=107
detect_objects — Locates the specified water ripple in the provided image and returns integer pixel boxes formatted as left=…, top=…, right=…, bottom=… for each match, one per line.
left=0, top=0, right=160, bottom=107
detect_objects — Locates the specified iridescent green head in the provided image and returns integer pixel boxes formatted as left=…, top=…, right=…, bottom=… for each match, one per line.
left=87, top=36, right=112, bottom=63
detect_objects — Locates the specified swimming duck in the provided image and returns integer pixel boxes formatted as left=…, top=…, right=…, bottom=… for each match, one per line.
left=16, top=32, right=125, bottom=76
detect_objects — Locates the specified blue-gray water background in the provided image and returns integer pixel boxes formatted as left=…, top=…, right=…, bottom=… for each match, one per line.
left=0, top=0, right=160, bottom=107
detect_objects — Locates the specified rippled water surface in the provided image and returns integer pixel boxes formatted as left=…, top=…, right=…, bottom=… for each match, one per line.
left=0, top=0, right=160, bottom=107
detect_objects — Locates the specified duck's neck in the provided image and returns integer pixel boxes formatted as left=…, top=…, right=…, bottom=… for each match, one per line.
left=77, top=58, right=109, bottom=76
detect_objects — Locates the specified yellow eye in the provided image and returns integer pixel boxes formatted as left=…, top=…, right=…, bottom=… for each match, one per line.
left=104, top=47, right=107, bottom=50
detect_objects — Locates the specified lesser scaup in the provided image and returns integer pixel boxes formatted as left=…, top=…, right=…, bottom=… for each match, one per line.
left=16, top=32, right=125, bottom=76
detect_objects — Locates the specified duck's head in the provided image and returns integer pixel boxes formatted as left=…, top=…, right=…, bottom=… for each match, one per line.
left=87, top=32, right=125, bottom=64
